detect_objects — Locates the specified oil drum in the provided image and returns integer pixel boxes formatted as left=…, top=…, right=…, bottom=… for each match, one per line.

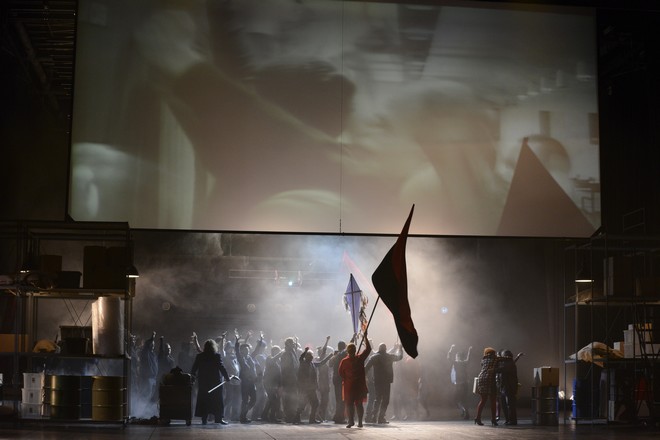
left=91, top=376, right=126, bottom=421
left=49, top=375, right=81, bottom=420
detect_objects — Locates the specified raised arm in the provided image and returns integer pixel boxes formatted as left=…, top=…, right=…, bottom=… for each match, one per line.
left=252, top=331, right=266, bottom=357
left=320, top=335, right=330, bottom=357
left=192, top=332, right=202, bottom=353
left=359, top=333, right=371, bottom=361
left=234, top=330, right=242, bottom=360
left=218, top=331, right=227, bottom=357
left=393, top=341, right=403, bottom=361
left=300, top=346, right=310, bottom=362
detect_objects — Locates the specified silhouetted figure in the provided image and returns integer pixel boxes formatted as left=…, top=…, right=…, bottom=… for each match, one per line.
left=177, top=337, right=195, bottom=373
left=235, top=330, right=263, bottom=423
left=418, top=360, right=432, bottom=420
left=365, top=341, right=403, bottom=424
left=280, top=337, right=300, bottom=423
left=329, top=339, right=348, bottom=424
left=496, top=350, right=521, bottom=425
left=222, top=340, right=241, bottom=421
left=158, top=337, right=176, bottom=383
left=392, top=354, right=421, bottom=421
left=296, top=340, right=332, bottom=424
left=364, top=347, right=376, bottom=423
left=252, top=334, right=268, bottom=421
left=316, top=337, right=332, bottom=421
left=191, top=339, right=231, bottom=425
left=139, top=331, right=158, bottom=402
left=339, top=334, right=371, bottom=428
left=448, top=344, right=472, bottom=420
left=261, top=345, right=284, bottom=423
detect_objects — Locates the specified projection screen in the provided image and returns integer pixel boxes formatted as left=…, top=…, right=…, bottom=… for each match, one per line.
left=69, top=0, right=600, bottom=236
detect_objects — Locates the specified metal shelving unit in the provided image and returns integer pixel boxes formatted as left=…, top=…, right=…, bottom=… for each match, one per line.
left=0, top=220, right=135, bottom=423
left=563, top=234, right=660, bottom=425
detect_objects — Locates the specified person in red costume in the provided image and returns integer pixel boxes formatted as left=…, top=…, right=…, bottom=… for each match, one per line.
left=338, top=332, right=372, bottom=428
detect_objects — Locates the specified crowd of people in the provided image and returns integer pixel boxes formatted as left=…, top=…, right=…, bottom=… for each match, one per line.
left=129, top=330, right=522, bottom=428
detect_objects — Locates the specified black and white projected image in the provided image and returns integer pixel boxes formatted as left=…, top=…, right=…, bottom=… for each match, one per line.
left=70, top=0, right=599, bottom=236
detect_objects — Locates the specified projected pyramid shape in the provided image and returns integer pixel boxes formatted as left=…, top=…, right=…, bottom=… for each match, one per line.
left=497, top=142, right=594, bottom=237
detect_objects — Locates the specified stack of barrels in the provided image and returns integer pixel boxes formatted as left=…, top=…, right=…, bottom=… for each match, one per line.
left=531, top=367, right=559, bottom=425
left=531, top=385, right=559, bottom=425
left=20, top=373, right=126, bottom=421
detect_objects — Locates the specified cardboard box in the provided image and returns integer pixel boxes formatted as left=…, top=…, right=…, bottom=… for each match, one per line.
left=624, top=328, right=652, bottom=344
left=83, top=245, right=108, bottom=288
left=623, top=342, right=657, bottom=358
left=39, top=255, right=62, bottom=275
left=83, top=246, right=128, bottom=289
left=56, top=271, right=81, bottom=288
left=534, top=367, right=559, bottom=387
left=105, top=246, right=129, bottom=289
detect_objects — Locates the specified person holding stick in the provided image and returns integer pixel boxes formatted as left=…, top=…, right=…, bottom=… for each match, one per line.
left=339, top=331, right=372, bottom=428
left=191, top=338, right=232, bottom=425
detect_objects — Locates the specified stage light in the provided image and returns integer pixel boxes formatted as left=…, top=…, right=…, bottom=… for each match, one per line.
left=574, top=264, right=593, bottom=283
left=575, top=253, right=593, bottom=284
left=126, top=264, right=140, bottom=278
left=575, top=277, right=593, bottom=284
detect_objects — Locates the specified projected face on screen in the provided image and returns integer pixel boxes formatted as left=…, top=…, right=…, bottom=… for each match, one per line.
left=70, top=0, right=599, bottom=236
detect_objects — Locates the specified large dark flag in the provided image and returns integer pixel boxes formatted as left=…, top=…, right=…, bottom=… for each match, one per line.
left=371, top=205, right=418, bottom=358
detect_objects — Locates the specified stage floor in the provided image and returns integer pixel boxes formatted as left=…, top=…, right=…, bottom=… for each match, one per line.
left=1, top=419, right=659, bottom=440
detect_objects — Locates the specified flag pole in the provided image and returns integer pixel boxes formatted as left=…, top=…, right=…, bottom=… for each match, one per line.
left=357, top=296, right=380, bottom=352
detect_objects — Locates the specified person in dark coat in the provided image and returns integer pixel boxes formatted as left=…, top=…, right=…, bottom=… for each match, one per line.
left=191, top=339, right=231, bottom=425
left=221, top=339, right=241, bottom=421
left=365, top=341, right=403, bottom=424
left=496, top=350, right=520, bottom=425
left=157, top=337, right=176, bottom=383
left=235, top=330, right=263, bottom=423
left=474, top=347, right=498, bottom=426
left=316, top=336, right=332, bottom=422
left=280, top=337, right=300, bottom=423
left=139, top=331, right=158, bottom=401
left=296, top=343, right=332, bottom=424
left=329, top=339, right=348, bottom=424
left=339, top=333, right=371, bottom=428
